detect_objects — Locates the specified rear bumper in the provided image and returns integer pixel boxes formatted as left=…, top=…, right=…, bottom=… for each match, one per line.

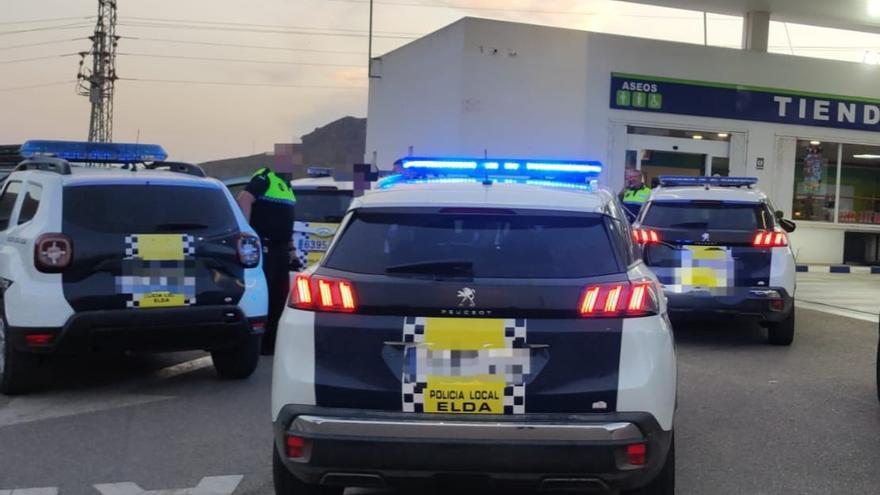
left=8, top=305, right=262, bottom=354
left=273, top=405, right=672, bottom=492
left=665, top=287, right=794, bottom=322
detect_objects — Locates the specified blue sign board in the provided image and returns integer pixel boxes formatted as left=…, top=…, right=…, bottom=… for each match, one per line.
left=610, top=72, right=880, bottom=132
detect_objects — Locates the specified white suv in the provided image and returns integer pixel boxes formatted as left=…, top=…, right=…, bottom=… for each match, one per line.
left=271, top=158, right=676, bottom=495
left=0, top=141, right=268, bottom=394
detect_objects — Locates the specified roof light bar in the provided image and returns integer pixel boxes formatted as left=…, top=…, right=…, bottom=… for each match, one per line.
left=19, top=140, right=168, bottom=163
left=658, top=175, right=758, bottom=188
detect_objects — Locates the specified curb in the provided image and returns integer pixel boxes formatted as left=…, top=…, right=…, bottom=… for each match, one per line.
left=796, top=265, right=880, bottom=274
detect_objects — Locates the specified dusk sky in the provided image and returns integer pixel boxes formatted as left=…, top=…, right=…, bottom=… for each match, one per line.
left=3, top=0, right=879, bottom=163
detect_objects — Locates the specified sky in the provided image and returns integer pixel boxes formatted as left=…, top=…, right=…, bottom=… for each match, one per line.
left=3, top=0, right=880, bottom=163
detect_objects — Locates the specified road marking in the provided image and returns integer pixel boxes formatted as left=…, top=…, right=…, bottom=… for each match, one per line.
left=0, top=392, right=173, bottom=428
left=152, top=355, right=214, bottom=380
left=797, top=300, right=879, bottom=323
left=94, top=476, right=243, bottom=495
left=0, top=488, right=58, bottom=495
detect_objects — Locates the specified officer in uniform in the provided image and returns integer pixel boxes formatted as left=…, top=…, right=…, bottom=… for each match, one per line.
left=621, top=168, right=652, bottom=218
left=236, top=167, right=297, bottom=355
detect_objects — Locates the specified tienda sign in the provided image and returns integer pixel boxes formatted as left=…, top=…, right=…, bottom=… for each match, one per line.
left=610, top=72, right=880, bottom=132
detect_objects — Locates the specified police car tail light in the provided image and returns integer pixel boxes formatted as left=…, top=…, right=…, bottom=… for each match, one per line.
left=626, top=443, right=647, bottom=466
left=34, top=233, right=73, bottom=273
left=632, top=228, right=661, bottom=244
left=753, top=230, right=788, bottom=247
left=289, top=274, right=358, bottom=312
left=579, top=281, right=658, bottom=317
left=236, top=234, right=261, bottom=268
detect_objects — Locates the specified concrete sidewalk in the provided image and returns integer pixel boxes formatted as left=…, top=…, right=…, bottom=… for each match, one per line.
left=796, top=272, right=880, bottom=322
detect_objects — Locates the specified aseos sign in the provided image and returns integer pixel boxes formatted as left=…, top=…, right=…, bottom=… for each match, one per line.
left=610, top=72, right=880, bottom=132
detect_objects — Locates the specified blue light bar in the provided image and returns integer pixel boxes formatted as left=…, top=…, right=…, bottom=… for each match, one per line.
left=658, top=175, right=758, bottom=188
left=19, top=140, right=168, bottom=163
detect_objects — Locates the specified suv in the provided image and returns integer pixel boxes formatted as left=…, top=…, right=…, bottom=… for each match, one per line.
left=0, top=141, right=268, bottom=394
left=272, top=158, right=676, bottom=494
left=633, top=176, right=797, bottom=345
left=224, top=172, right=354, bottom=269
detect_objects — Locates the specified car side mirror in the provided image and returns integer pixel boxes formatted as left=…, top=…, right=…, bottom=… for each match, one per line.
left=779, top=218, right=797, bottom=233
left=774, top=210, right=785, bottom=221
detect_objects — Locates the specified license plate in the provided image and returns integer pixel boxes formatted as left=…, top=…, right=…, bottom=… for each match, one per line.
left=300, top=239, right=330, bottom=252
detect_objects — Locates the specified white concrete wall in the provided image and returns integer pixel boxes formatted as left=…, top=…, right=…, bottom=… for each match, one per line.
left=365, top=17, right=880, bottom=264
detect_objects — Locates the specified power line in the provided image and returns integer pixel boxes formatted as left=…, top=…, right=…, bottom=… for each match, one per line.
left=0, top=16, right=93, bottom=26
left=119, top=52, right=363, bottom=68
left=123, top=16, right=422, bottom=36
left=117, top=21, right=418, bottom=40
left=0, top=53, right=78, bottom=65
left=0, top=37, right=88, bottom=51
left=120, top=77, right=367, bottom=90
left=0, top=22, right=94, bottom=36
left=120, top=36, right=364, bottom=56
left=0, top=80, right=75, bottom=92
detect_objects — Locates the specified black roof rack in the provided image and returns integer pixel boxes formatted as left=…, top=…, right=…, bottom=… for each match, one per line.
left=14, top=157, right=72, bottom=175
left=144, top=161, right=206, bottom=178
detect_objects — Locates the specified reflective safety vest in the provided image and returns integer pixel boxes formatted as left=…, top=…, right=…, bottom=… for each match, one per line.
left=253, top=168, right=296, bottom=205
left=623, top=186, right=652, bottom=204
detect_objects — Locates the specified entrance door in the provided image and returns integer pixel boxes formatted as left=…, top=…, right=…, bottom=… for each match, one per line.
left=626, top=129, right=731, bottom=187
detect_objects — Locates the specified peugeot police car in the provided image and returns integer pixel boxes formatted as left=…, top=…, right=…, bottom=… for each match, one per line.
left=271, top=158, right=676, bottom=494
left=0, top=141, right=268, bottom=394
left=633, top=176, right=797, bottom=345
left=225, top=169, right=354, bottom=269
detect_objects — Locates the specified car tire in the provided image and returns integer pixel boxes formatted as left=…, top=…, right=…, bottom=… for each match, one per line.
left=0, top=312, right=41, bottom=395
left=767, top=308, right=795, bottom=346
left=273, top=445, right=343, bottom=495
left=623, top=434, right=674, bottom=495
left=211, top=334, right=262, bottom=379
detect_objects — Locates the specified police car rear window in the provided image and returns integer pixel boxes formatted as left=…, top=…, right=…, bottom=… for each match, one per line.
left=63, top=185, right=238, bottom=234
left=644, top=201, right=771, bottom=231
left=324, top=209, right=621, bottom=278
left=293, top=189, right=353, bottom=223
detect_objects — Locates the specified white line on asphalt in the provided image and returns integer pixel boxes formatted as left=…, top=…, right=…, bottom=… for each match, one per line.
left=152, top=355, right=214, bottom=380
left=0, top=392, right=174, bottom=428
left=0, top=488, right=58, bottom=495
left=94, top=476, right=243, bottom=495
left=797, top=300, right=879, bottom=323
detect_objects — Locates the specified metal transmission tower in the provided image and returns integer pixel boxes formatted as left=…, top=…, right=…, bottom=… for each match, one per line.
left=77, top=0, right=119, bottom=143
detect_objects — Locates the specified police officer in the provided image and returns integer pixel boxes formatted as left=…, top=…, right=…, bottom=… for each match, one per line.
left=621, top=168, right=652, bottom=217
left=236, top=167, right=297, bottom=355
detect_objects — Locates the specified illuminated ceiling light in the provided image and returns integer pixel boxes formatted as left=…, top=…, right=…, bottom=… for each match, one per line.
left=809, top=140, right=821, bottom=146
left=717, top=133, right=729, bottom=138
left=692, top=135, right=704, bottom=140
left=853, top=154, right=880, bottom=159
left=864, top=50, right=880, bottom=64
left=869, top=0, right=880, bottom=17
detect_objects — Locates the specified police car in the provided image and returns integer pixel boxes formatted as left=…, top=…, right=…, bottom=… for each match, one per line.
left=633, top=176, right=797, bottom=345
left=224, top=169, right=354, bottom=269
left=271, top=158, right=676, bottom=494
left=0, top=141, right=268, bottom=394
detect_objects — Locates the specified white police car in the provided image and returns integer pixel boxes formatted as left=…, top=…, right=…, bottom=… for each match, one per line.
left=272, top=158, right=676, bottom=494
left=633, top=176, right=797, bottom=345
left=0, top=141, right=268, bottom=394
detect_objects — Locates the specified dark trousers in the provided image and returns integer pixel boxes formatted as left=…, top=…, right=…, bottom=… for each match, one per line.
left=262, top=239, right=290, bottom=352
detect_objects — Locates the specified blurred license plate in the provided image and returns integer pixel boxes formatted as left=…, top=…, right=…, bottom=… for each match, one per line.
left=301, top=239, right=330, bottom=252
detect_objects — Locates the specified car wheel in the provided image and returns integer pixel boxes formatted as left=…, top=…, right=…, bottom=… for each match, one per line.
left=767, top=308, right=795, bottom=346
left=273, top=445, right=343, bottom=495
left=622, top=435, right=674, bottom=495
left=211, top=334, right=262, bottom=379
left=0, top=312, right=41, bottom=395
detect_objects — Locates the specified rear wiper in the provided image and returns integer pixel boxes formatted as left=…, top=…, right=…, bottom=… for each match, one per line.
left=666, top=222, right=708, bottom=228
left=385, top=260, right=474, bottom=276
left=154, top=222, right=210, bottom=231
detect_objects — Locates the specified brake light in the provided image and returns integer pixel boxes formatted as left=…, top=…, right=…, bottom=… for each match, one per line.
left=579, top=281, right=658, bottom=317
left=34, top=233, right=73, bottom=273
left=632, top=228, right=661, bottom=244
left=24, top=333, right=54, bottom=346
left=237, top=234, right=261, bottom=268
left=753, top=230, right=787, bottom=247
left=627, top=443, right=647, bottom=466
left=286, top=435, right=306, bottom=459
left=289, top=274, right=358, bottom=313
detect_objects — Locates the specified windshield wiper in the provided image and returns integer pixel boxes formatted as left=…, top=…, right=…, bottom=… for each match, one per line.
left=154, top=222, right=210, bottom=231
left=666, top=221, right=709, bottom=228
left=385, top=260, right=474, bottom=276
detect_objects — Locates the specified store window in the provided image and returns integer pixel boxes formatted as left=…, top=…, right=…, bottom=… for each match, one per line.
left=792, top=141, right=838, bottom=222
left=839, top=144, right=880, bottom=225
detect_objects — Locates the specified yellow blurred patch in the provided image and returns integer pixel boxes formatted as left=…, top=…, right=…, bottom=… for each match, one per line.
left=135, top=234, right=185, bottom=261
left=424, top=318, right=505, bottom=350
left=138, top=291, right=186, bottom=308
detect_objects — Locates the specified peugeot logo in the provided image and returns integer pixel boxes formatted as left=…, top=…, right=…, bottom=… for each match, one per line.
left=701, top=232, right=711, bottom=242
left=457, top=287, right=476, bottom=307
left=314, top=227, right=334, bottom=237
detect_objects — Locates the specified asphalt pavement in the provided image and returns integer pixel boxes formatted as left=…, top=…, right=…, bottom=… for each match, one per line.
left=0, top=307, right=878, bottom=495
